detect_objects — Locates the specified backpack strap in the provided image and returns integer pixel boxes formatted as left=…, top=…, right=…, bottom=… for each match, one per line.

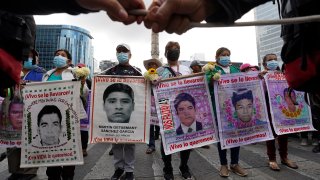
left=164, top=66, right=177, bottom=77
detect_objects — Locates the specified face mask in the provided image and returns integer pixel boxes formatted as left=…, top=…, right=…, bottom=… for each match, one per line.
left=53, top=55, right=67, bottom=68
left=23, top=58, right=34, bottom=69
left=266, top=60, right=278, bottom=70
left=117, top=52, right=129, bottom=64
left=166, top=49, right=180, bottom=61
left=219, top=56, right=230, bottom=66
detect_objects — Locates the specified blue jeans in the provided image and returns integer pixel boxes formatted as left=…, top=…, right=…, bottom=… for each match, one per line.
left=217, top=142, right=240, bottom=165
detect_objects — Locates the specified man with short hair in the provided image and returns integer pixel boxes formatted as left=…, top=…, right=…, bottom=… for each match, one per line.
left=101, top=43, right=141, bottom=180
left=103, top=83, right=135, bottom=123
left=174, top=93, right=202, bottom=135
left=37, top=105, right=62, bottom=146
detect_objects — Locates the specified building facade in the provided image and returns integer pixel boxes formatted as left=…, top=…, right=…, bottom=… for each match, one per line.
left=35, top=25, right=94, bottom=75
left=254, top=2, right=283, bottom=67
left=99, top=60, right=118, bottom=72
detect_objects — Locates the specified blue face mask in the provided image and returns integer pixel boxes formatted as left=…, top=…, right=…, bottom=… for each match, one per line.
left=266, top=60, right=278, bottom=71
left=23, top=58, right=34, bottom=69
left=117, top=52, right=129, bottom=64
left=53, top=55, right=67, bottom=68
left=219, top=56, right=231, bottom=67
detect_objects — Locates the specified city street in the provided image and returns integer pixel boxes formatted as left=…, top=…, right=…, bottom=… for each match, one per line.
left=0, top=137, right=319, bottom=180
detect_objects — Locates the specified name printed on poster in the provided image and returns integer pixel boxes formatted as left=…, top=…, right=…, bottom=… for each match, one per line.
left=158, top=99, right=174, bottom=131
left=157, top=77, right=204, bottom=89
left=99, top=125, right=137, bottom=134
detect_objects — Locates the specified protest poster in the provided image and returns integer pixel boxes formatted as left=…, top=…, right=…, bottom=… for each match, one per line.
left=0, top=94, right=23, bottom=147
left=214, top=72, right=274, bottom=149
left=80, top=90, right=91, bottom=131
left=150, top=95, right=159, bottom=125
left=265, top=72, right=315, bottom=135
left=90, top=75, right=150, bottom=144
left=21, top=80, right=83, bottom=167
left=154, top=74, right=218, bottom=155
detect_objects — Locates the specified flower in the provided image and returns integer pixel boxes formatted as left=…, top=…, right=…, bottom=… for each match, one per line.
left=144, top=68, right=160, bottom=83
left=202, top=62, right=216, bottom=72
left=148, top=68, right=157, bottom=74
left=74, top=67, right=90, bottom=78
left=213, top=73, right=221, bottom=81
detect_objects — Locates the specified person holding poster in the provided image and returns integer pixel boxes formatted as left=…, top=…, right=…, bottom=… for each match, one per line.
left=261, top=54, right=298, bottom=171
left=101, top=43, right=141, bottom=180
left=205, top=47, right=247, bottom=177
left=156, top=41, right=193, bottom=180
left=143, top=58, right=162, bottom=154
left=6, top=49, right=43, bottom=180
left=42, top=49, right=79, bottom=180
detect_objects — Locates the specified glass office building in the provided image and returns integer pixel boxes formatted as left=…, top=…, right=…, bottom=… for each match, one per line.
left=254, top=2, right=283, bottom=67
left=35, top=25, right=94, bottom=75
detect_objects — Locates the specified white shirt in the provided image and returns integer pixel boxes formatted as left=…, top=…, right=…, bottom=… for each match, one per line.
left=218, top=65, right=231, bottom=74
left=181, top=121, right=197, bottom=134
left=170, top=64, right=192, bottom=76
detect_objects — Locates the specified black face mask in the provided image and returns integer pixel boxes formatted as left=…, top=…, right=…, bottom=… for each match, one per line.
left=166, top=49, right=180, bottom=61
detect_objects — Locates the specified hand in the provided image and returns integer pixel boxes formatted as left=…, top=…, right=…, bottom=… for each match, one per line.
left=258, top=70, right=268, bottom=79
left=76, top=0, right=146, bottom=24
left=144, top=0, right=215, bottom=34
left=151, top=77, right=162, bottom=85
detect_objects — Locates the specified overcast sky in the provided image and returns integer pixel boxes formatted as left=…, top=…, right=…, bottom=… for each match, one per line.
left=34, top=1, right=258, bottom=71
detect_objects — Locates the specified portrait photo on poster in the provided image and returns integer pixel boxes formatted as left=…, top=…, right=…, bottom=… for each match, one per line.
left=32, top=104, right=69, bottom=147
left=103, top=83, right=135, bottom=124
left=173, top=92, right=203, bottom=135
left=222, top=88, right=267, bottom=130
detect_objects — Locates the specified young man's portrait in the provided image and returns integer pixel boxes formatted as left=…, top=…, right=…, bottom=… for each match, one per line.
left=37, top=105, right=62, bottom=146
left=103, top=83, right=135, bottom=123
left=174, top=93, right=202, bottom=135
left=9, top=102, right=24, bottom=131
left=232, top=88, right=254, bottom=123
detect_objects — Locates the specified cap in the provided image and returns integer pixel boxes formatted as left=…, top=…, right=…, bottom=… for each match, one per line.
left=190, top=60, right=204, bottom=68
left=116, top=43, right=131, bottom=51
left=143, top=58, right=162, bottom=70
left=77, top=63, right=86, bottom=68
left=240, top=63, right=259, bottom=72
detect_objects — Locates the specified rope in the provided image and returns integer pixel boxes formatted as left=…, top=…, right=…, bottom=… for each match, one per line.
left=128, top=9, right=320, bottom=28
